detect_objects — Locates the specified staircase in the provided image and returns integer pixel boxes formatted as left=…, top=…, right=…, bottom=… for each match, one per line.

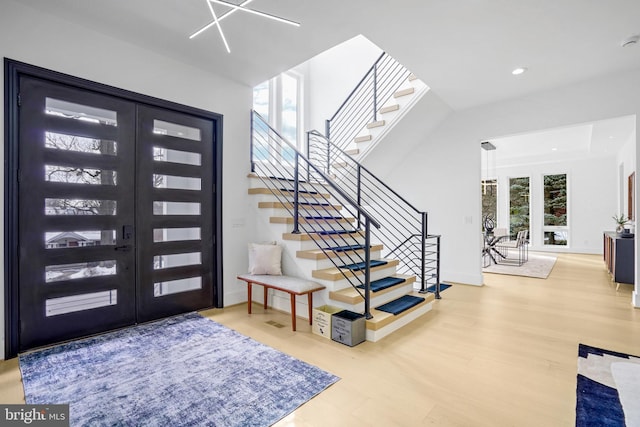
left=250, top=111, right=440, bottom=342
left=325, top=53, right=429, bottom=162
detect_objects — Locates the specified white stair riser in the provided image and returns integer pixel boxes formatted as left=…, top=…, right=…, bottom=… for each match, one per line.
left=269, top=221, right=357, bottom=233
left=260, top=206, right=342, bottom=218
left=296, top=249, right=383, bottom=271
left=248, top=177, right=328, bottom=194
left=366, top=302, right=433, bottom=342
left=282, top=235, right=367, bottom=251
left=329, top=282, right=416, bottom=312
left=312, top=265, right=399, bottom=291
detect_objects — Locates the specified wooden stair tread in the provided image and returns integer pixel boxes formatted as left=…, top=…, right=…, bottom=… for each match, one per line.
left=394, top=87, right=415, bottom=98
left=366, top=291, right=435, bottom=331
left=248, top=187, right=330, bottom=199
left=344, top=148, right=360, bottom=155
left=282, top=231, right=364, bottom=241
left=408, top=73, right=418, bottom=81
left=379, top=104, right=400, bottom=114
left=270, top=216, right=354, bottom=225
left=354, top=135, right=372, bottom=143
left=296, top=243, right=384, bottom=260
left=329, top=275, right=416, bottom=304
left=258, top=201, right=342, bottom=211
left=367, top=120, right=385, bottom=129
left=312, top=259, right=399, bottom=281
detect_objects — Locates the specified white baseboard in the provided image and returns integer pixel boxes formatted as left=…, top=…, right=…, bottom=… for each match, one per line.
left=633, top=290, right=640, bottom=308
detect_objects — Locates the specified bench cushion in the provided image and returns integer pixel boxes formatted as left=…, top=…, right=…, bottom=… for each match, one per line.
left=238, top=274, right=325, bottom=294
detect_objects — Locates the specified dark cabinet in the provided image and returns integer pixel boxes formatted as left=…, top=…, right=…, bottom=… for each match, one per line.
left=603, top=232, right=634, bottom=286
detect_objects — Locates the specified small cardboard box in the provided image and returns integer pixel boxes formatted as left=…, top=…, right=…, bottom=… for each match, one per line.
left=312, top=305, right=341, bottom=338
left=331, top=310, right=366, bottom=347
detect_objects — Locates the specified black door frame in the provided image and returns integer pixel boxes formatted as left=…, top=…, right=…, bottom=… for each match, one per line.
left=4, top=58, right=224, bottom=358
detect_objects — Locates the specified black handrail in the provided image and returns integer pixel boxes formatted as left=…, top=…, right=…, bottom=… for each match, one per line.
left=251, top=110, right=382, bottom=317
left=325, top=52, right=412, bottom=153
left=328, top=52, right=385, bottom=123
left=252, top=112, right=381, bottom=230
left=308, top=130, right=420, bottom=214
left=307, top=130, right=441, bottom=295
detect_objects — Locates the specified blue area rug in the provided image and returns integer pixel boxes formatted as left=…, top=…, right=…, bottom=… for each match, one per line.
left=576, top=343, right=640, bottom=427
left=357, top=276, right=405, bottom=292
left=425, top=283, right=452, bottom=293
left=375, top=295, right=425, bottom=315
left=341, top=259, right=387, bottom=271
left=20, top=312, right=339, bottom=426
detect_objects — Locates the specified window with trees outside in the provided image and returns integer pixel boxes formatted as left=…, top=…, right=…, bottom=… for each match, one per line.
left=509, top=177, right=530, bottom=239
left=543, top=173, right=568, bottom=246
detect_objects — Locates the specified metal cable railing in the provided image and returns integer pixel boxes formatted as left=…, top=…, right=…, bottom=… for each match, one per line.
left=251, top=111, right=382, bottom=317
left=307, top=130, right=441, bottom=298
left=325, top=52, right=412, bottom=154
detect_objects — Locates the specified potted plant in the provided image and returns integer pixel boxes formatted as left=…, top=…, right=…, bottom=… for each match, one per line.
left=612, top=214, right=629, bottom=234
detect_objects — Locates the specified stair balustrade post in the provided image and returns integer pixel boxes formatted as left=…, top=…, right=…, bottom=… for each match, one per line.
left=250, top=111, right=255, bottom=173
left=419, top=211, right=428, bottom=294
left=435, top=235, right=441, bottom=299
left=292, top=152, right=300, bottom=234
left=305, top=132, right=311, bottom=182
left=364, top=219, right=373, bottom=319
left=326, top=135, right=331, bottom=178
left=373, top=62, right=378, bottom=123
left=357, top=165, right=362, bottom=230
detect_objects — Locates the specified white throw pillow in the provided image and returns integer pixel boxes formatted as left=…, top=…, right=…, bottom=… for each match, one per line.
left=248, top=242, right=282, bottom=275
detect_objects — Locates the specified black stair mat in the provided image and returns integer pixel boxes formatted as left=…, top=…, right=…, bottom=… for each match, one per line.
left=375, top=295, right=425, bottom=315
left=357, top=276, right=405, bottom=292
left=341, top=260, right=387, bottom=271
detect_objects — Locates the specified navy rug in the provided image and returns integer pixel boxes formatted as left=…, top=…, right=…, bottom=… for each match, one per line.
left=425, top=283, right=452, bottom=293
left=375, top=295, right=425, bottom=315
left=576, top=344, right=640, bottom=427
left=357, top=276, right=405, bottom=292
left=20, top=313, right=339, bottom=426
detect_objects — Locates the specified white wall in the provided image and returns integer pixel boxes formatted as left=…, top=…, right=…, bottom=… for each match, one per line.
left=492, top=156, right=617, bottom=253
left=363, top=68, right=640, bottom=301
left=0, top=1, right=255, bottom=359
left=305, top=35, right=383, bottom=132
left=617, top=131, right=637, bottom=227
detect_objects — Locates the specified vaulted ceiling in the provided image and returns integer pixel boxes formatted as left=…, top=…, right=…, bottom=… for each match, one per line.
left=16, top=0, right=640, bottom=110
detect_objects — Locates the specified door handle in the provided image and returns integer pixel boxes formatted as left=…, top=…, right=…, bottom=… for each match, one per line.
left=114, top=245, right=132, bottom=252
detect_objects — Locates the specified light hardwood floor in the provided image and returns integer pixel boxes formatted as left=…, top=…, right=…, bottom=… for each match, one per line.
left=1, top=253, right=639, bottom=426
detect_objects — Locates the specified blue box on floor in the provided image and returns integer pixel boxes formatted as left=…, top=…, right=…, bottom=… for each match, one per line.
left=331, top=310, right=365, bottom=347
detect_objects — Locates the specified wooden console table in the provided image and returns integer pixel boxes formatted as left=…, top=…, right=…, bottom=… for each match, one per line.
left=603, top=232, right=634, bottom=289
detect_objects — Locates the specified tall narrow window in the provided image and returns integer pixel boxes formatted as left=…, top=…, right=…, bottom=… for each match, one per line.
left=509, top=177, right=530, bottom=239
left=543, top=173, right=568, bottom=246
left=252, top=81, right=270, bottom=122
left=252, top=71, right=303, bottom=157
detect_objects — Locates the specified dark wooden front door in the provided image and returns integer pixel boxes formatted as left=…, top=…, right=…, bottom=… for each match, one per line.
left=14, top=74, right=218, bottom=352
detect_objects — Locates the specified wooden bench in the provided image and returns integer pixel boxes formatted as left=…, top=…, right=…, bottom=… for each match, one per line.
left=237, top=274, right=325, bottom=331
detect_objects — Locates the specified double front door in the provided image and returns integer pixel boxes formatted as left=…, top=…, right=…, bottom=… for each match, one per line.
left=16, top=75, right=218, bottom=352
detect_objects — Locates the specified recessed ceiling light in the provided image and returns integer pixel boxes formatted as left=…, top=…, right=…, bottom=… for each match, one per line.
left=551, top=147, right=558, bottom=151
left=512, top=67, right=528, bottom=75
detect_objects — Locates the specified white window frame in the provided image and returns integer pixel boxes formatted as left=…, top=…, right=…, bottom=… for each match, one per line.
left=542, top=172, right=569, bottom=248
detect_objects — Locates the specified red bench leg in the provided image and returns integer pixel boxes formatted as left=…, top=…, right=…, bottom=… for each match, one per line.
left=290, top=293, right=296, bottom=331
left=264, top=286, right=268, bottom=309
left=247, top=283, right=252, bottom=314
left=307, top=293, right=313, bottom=325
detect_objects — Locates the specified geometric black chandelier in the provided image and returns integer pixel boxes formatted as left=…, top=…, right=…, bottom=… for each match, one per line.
left=189, top=0, right=300, bottom=53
